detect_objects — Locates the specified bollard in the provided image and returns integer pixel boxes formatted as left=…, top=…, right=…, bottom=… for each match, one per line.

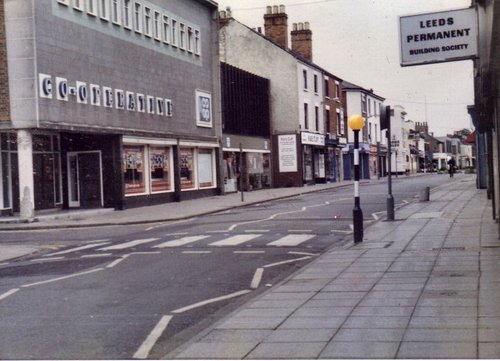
left=419, top=186, right=430, bottom=202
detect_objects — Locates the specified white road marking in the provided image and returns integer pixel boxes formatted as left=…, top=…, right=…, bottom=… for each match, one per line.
left=331, top=229, right=353, bottom=234
left=153, top=236, right=209, bottom=248
left=244, top=230, right=270, bottom=233
left=164, top=233, right=189, bottom=237
left=133, top=315, right=173, bottom=359
left=0, top=288, right=19, bottom=301
left=21, top=268, right=104, bottom=288
left=266, top=234, right=315, bottom=247
left=81, top=253, right=113, bottom=258
left=0, top=262, right=9, bottom=266
left=288, top=251, right=319, bottom=256
left=182, top=251, right=212, bottom=254
left=130, top=251, right=161, bottom=255
left=250, top=268, right=264, bottom=289
left=30, top=257, right=65, bottom=262
left=234, top=251, right=265, bottom=254
left=98, top=238, right=160, bottom=251
left=171, top=290, right=251, bottom=314
left=228, top=202, right=331, bottom=231
left=288, top=229, right=313, bottom=233
left=263, top=256, right=312, bottom=268
left=45, top=241, right=111, bottom=256
left=106, top=255, right=129, bottom=269
left=209, top=234, right=261, bottom=247
left=145, top=218, right=197, bottom=231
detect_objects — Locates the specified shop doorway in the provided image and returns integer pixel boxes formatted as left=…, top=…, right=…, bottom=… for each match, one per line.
left=67, top=151, right=103, bottom=208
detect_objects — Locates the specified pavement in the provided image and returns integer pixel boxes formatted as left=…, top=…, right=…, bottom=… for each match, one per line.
left=2, top=173, right=499, bottom=359
left=161, top=173, right=500, bottom=359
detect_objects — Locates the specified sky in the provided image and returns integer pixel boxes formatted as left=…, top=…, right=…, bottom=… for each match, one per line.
left=215, top=0, right=474, bottom=137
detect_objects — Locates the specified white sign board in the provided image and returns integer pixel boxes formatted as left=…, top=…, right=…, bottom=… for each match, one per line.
left=399, top=7, right=478, bottom=67
left=301, top=132, right=325, bottom=146
left=278, top=135, right=298, bottom=173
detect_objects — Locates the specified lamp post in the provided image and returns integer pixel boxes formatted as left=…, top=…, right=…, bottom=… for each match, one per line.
left=348, top=114, right=365, bottom=243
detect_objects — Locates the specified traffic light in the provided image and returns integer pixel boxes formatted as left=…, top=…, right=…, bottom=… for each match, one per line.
left=380, top=104, right=391, bottom=131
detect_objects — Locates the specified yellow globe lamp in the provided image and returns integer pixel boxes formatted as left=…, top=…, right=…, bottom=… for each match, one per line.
left=348, top=114, right=365, bottom=131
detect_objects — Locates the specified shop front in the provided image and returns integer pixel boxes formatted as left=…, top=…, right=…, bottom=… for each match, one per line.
left=122, top=137, right=219, bottom=206
left=222, top=135, right=271, bottom=192
left=301, top=132, right=326, bottom=184
left=342, top=143, right=371, bottom=180
left=325, top=134, right=347, bottom=182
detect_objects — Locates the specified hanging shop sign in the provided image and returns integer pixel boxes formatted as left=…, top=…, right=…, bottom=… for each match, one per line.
left=38, top=73, right=173, bottom=117
left=399, top=7, right=478, bottom=66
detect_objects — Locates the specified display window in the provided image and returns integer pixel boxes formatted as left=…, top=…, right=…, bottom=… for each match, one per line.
left=197, top=148, right=215, bottom=188
left=123, top=145, right=146, bottom=195
left=180, top=148, right=195, bottom=190
left=150, top=147, right=171, bottom=192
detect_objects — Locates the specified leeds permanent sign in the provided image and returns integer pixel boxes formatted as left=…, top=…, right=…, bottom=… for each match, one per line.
left=399, top=7, right=478, bottom=67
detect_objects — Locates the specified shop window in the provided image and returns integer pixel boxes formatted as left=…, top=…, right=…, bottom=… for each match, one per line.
left=0, top=133, right=17, bottom=151
left=150, top=147, right=171, bottom=192
left=198, top=149, right=214, bottom=188
left=180, top=148, right=195, bottom=190
left=123, top=145, right=146, bottom=195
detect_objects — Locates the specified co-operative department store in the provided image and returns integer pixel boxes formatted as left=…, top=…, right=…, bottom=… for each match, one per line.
left=0, top=0, right=220, bottom=217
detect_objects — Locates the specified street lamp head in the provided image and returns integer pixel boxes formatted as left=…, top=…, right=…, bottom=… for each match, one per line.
left=348, top=114, right=365, bottom=131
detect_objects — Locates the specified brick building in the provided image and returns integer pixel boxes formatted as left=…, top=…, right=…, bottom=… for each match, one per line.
left=1, top=0, right=221, bottom=217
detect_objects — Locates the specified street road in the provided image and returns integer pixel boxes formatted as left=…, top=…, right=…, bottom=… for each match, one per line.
left=0, top=173, right=456, bottom=359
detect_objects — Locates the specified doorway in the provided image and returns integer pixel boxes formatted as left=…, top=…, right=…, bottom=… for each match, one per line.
left=67, top=151, right=103, bottom=208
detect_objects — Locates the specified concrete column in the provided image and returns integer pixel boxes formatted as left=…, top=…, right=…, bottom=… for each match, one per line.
left=17, top=129, right=35, bottom=219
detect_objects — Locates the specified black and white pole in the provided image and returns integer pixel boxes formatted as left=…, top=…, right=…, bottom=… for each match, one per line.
left=348, top=114, right=365, bottom=244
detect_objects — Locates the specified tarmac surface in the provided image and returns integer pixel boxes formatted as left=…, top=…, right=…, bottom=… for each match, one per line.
left=1, top=173, right=499, bottom=359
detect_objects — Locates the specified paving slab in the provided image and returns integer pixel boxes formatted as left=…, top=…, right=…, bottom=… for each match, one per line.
left=266, top=328, right=336, bottom=343
left=174, top=342, right=257, bottom=359
left=397, top=341, right=476, bottom=359
left=332, top=328, right=405, bottom=342
left=278, top=316, right=345, bottom=330
left=246, top=341, right=325, bottom=359
left=320, top=341, right=399, bottom=359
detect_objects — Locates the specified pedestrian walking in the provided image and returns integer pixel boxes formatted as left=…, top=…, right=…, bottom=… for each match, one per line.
left=447, top=156, right=456, bottom=177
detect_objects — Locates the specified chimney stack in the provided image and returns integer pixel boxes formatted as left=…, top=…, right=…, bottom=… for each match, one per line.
left=219, top=7, right=232, bottom=28
left=264, top=4, right=288, bottom=48
left=291, top=21, right=313, bottom=61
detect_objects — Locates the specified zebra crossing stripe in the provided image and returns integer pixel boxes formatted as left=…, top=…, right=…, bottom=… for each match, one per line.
left=98, top=238, right=160, bottom=251
left=209, top=234, right=261, bottom=246
left=153, top=236, right=210, bottom=248
left=46, top=241, right=110, bottom=256
left=266, top=234, right=315, bottom=247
